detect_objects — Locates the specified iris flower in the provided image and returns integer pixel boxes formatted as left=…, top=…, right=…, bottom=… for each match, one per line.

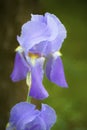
left=11, top=12, right=68, bottom=99
left=6, top=102, right=56, bottom=130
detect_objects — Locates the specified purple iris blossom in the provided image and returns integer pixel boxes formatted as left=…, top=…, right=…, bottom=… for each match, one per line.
left=6, top=102, right=57, bottom=130
left=17, top=12, right=66, bottom=56
left=11, top=12, right=68, bottom=99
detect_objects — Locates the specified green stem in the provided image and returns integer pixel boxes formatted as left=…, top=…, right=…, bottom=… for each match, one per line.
left=26, top=91, right=31, bottom=102
left=26, top=73, right=31, bottom=103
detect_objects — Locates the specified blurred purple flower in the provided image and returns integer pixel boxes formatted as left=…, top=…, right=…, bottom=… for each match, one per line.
left=6, top=102, right=56, bottom=130
left=11, top=12, right=68, bottom=99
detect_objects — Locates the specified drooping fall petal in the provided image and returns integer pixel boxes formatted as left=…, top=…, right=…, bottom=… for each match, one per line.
left=45, top=56, right=68, bottom=87
left=29, top=58, right=48, bottom=99
left=10, top=52, right=29, bottom=82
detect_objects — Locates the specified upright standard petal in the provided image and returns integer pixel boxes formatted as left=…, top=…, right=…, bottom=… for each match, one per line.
left=45, top=13, right=67, bottom=52
left=45, top=56, right=68, bottom=87
left=17, top=21, right=50, bottom=53
left=10, top=52, right=29, bottom=82
left=29, top=58, right=49, bottom=99
left=45, top=13, right=59, bottom=41
left=40, top=104, right=57, bottom=130
left=30, top=12, right=67, bottom=56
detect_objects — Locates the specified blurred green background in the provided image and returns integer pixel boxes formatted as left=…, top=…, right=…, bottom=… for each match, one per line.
left=0, top=0, right=87, bottom=130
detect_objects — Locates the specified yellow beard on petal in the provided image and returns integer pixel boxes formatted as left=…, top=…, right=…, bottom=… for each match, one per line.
left=28, top=52, right=40, bottom=59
